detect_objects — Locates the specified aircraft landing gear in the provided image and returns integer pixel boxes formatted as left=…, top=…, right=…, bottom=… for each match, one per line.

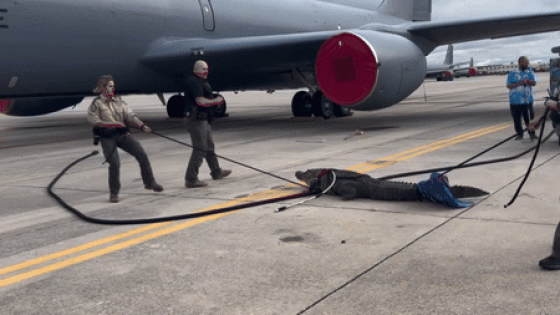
left=291, top=90, right=352, bottom=118
left=291, top=91, right=333, bottom=118
left=291, top=91, right=314, bottom=117
left=312, top=91, right=333, bottom=119
left=333, top=103, right=353, bottom=117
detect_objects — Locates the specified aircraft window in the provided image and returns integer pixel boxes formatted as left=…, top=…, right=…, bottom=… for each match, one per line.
left=8, top=76, right=18, bottom=88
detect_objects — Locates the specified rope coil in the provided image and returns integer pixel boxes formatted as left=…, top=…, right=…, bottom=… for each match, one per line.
left=46, top=150, right=312, bottom=225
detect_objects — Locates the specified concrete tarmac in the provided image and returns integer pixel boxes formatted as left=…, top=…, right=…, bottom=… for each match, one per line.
left=1, top=75, right=560, bottom=314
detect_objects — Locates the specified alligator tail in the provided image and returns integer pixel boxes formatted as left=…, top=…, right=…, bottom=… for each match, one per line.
left=370, top=181, right=489, bottom=201
left=450, top=185, right=489, bottom=198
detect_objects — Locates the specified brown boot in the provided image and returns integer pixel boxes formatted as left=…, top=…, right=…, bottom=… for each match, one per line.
left=212, top=169, right=232, bottom=180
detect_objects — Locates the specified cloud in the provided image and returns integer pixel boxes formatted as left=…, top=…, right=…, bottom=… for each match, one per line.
left=432, top=0, right=560, bottom=20
left=427, top=0, right=560, bottom=66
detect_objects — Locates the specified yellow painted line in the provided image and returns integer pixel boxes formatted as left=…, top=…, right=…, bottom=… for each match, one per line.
left=0, top=187, right=302, bottom=288
left=0, top=214, right=228, bottom=287
left=0, top=222, right=172, bottom=277
left=348, top=123, right=511, bottom=173
left=0, top=123, right=512, bottom=288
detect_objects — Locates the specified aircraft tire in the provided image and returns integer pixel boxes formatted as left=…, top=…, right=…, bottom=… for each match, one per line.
left=312, top=91, right=333, bottom=119
left=333, top=104, right=353, bottom=117
left=291, top=91, right=313, bottom=117
left=166, top=95, right=186, bottom=118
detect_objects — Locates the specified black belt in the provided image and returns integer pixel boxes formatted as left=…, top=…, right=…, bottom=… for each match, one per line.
left=93, top=127, right=128, bottom=138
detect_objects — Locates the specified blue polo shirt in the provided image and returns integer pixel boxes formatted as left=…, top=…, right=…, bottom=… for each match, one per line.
left=507, top=67, right=536, bottom=105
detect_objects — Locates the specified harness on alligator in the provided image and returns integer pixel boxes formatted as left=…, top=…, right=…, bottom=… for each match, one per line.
left=295, top=168, right=487, bottom=209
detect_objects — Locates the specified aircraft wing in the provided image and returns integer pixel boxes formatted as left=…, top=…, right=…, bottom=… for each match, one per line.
left=141, top=30, right=342, bottom=77
left=408, top=12, right=560, bottom=45
left=451, top=61, right=470, bottom=67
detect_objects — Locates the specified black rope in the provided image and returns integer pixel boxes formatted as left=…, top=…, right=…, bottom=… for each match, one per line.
left=504, top=107, right=551, bottom=208
left=377, top=136, right=550, bottom=180
left=47, top=151, right=312, bottom=225
left=375, top=111, right=554, bottom=207
left=275, top=170, right=337, bottom=212
left=379, top=125, right=553, bottom=180
left=150, top=131, right=307, bottom=189
left=442, top=112, right=550, bottom=176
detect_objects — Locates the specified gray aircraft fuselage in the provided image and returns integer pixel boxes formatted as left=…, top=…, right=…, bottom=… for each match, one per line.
left=5, top=0, right=558, bottom=116
left=1, top=0, right=402, bottom=100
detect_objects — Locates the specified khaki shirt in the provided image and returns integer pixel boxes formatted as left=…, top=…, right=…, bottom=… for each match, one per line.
left=87, top=95, right=144, bottom=129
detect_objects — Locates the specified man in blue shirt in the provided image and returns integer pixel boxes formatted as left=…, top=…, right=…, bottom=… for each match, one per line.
left=507, top=56, right=537, bottom=140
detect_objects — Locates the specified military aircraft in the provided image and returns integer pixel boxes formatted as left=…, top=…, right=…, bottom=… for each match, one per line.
left=453, top=57, right=477, bottom=78
left=426, top=44, right=454, bottom=81
left=425, top=45, right=469, bottom=81
left=1, top=0, right=560, bottom=119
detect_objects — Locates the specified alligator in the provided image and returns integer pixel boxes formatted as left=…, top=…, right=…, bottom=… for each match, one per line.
left=295, top=168, right=488, bottom=203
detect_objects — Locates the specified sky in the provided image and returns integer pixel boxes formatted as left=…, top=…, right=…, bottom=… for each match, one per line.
left=424, top=0, right=560, bottom=66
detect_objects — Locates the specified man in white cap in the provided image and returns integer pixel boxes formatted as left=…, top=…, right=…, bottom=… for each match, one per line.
left=183, top=60, right=231, bottom=188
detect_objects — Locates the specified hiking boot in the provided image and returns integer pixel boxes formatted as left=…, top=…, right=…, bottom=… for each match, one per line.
left=212, top=169, right=232, bottom=180
left=145, top=183, right=164, bottom=192
left=110, top=194, right=119, bottom=203
left=186, top=180, right=208, bottom=188
left=539, top=255, right=560, bottom=270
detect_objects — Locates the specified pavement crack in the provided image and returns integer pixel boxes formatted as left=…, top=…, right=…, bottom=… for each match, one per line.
left=296, top=203, right=475, bottom=315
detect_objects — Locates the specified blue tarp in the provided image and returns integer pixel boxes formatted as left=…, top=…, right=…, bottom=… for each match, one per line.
left=417, top=172, right=472, bottom=208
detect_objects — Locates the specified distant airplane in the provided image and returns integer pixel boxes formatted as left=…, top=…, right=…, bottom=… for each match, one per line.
left=1, top=0, right=560, bottom=118
left=454, top=57, right=478, bottom=78
left=425, top=45, right=469, bottom=81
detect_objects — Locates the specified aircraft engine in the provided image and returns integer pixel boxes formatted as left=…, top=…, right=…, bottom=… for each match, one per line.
left=0, top=96, right=84, bottom=116
left=315, top=31, right=426, bottom=111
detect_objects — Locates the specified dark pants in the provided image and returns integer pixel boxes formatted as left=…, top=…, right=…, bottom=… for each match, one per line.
left=100, top=134, right=156, bottom=195
left=185, top=119, right=221, bottom=183
left=510, top=103, right=534, bottom=137
left=550, top=222, right=560, bottom=258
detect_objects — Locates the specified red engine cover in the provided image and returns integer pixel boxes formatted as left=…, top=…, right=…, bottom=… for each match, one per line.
left=315, top=32, right=378, bottom=106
